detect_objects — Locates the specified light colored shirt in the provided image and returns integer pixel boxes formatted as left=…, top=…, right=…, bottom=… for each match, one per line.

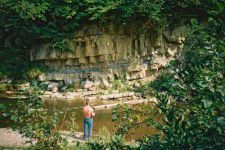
left=83, top=105, right=95, bottom=118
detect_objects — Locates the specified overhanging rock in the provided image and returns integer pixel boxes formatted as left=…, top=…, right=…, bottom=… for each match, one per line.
left=30, top=23, right=185, bottom=88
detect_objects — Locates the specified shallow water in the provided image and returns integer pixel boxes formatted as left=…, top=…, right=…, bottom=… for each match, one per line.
left=43, top=99, right=115, bottom=133
left=0, top=97, right=158, bottom=140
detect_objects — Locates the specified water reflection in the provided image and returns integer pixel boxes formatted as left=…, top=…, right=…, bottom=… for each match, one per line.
left=44, top=99, right=158, bottom=140
left=44, top=99, right=115, bottom=133
left=0, top=97, right=158, bottom=140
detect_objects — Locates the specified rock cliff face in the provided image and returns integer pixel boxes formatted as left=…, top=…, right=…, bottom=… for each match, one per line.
left=30, top=23, right=185, bottom=89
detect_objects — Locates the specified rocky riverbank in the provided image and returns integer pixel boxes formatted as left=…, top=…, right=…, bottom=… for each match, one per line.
left=0, top=128, right=30, bottom=148
left=0, top=97, right=157, bottom=148
left=40, top=89, right=158, bottom=109
left=41, top=90, right=145, bottom=100
left=0, top=128, right=85, bottom=148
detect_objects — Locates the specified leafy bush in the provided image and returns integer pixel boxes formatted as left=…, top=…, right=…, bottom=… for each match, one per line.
left=88, top=134, right=131, bottom=150
left=24, top=68, right=44, bottom=81
left=77, top=126, right=138, bottom=149
left=138, top=93, right=225, bottom=149
left=150, top=71, right=187, bottom=101
left=63, top=112, right=79, bottom=133
left=3, top=82, right=68, bottom=149
left=0, top=71, right=8, bottom=81
left=112, top=1, right=225, bottom=148
left=109, top=79, right=133, bottom=93
left=22, top=64, right=48, bottom=81
left=0, top=47, right=30, bottom=80
left=93, top=127, right=111, bottom=145
left=64, top=83, right=77, bottom=92
left=0, top=104, right=6, bottom=120
left=0, top=83, right=8, bottom=92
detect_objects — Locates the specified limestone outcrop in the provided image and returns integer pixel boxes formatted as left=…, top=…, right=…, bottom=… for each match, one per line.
left=30, top=23, right=185, bottom=89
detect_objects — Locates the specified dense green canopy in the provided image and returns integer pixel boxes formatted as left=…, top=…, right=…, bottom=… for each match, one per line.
left=0, top=0, right=213, bottom=44
left=0, top=0, right=224, bottom=78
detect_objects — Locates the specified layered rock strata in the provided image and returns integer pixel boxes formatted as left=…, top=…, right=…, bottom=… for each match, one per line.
left=30, top=23, right=185, bottom=88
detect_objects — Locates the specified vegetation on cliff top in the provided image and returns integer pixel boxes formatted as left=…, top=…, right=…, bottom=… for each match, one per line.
left=0, top=0, right=222, bottom=78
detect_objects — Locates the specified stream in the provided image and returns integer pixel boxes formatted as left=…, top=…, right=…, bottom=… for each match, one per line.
left=0, top=96, right=158, bottom=140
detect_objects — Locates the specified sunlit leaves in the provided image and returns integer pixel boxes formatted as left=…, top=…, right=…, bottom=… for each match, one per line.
left=13, top=0, right=49, bottom=21
left=111, top=2, right=225, bottom=148
left=5, top=83, right=68, bottom=148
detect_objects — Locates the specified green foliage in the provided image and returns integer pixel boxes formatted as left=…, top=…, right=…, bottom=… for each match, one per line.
left=111, top=0, right=225, bottom=149
left=138, top=93, right=225, bottom=149
left=88, top=134, right=131, bottom=150
left=64, top=112, right=79, bottom=133
left=0, top=0, right=217, bottom=79
left=150, top=72, right=187, bottom=101
left=136, top=81, right=155, bottom=97
left=23, top=65, right=47, bottom=81
left=51, top=39, right=73, bottom=51
left=109, top=79, right=133, bottom=93
left=150, top=22, right=225, bottom=103
left=0, top=83, right=8, bottom=92
left=93, top=126, right=111, bottom=144
left=0, top=72, right=9, bottom=81
left=74, top=142, right=91, bottom=150
left=0, top=47, right=30, bottom=79
left=82, top=125, right=137, bottom=149
left=112, top=101, right=158, bottom=137
left=82, top=0, right=165, bottom=24
left=64, top=83, right=77, bottom=92
left=3, top=82, right=68, bottom=149
left=0, top=103, right=6, bottom=120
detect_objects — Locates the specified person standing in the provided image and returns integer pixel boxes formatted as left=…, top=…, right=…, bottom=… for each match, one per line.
left=83, top=100, right=95, bottom=140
